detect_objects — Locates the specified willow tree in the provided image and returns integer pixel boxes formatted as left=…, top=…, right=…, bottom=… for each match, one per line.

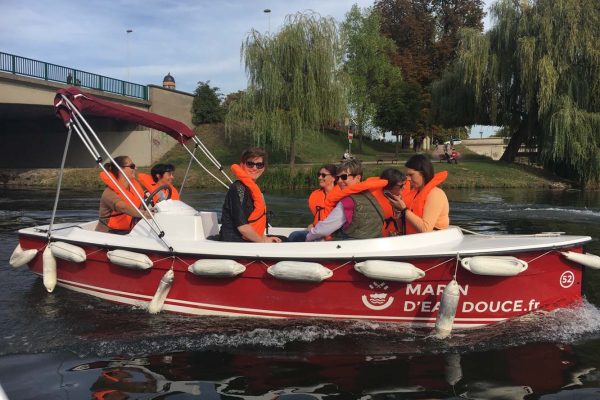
left=341, top=4, right=397, bottom=152
left=433, top=0, right=600, bottom=185
left=226, top=12, right=346, bottom=166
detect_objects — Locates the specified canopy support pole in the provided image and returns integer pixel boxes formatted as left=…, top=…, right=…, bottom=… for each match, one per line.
left=61, top=95, right=174, bottom=252
left=47, top=124, right=73, bottom=240
left=179, top=144, right=197, bottom=196
left=191, top=136, right=233, bottom=185
left=181, top=142, right=230, bottom=189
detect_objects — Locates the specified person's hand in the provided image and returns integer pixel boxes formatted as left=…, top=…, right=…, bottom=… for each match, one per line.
left=387, top=193, right=407, bottom=211
left=141, top=210, right=153, bottom=219
left=307, top=224, right=314, bottom=230
left=263, top=236, right=282, bottom=243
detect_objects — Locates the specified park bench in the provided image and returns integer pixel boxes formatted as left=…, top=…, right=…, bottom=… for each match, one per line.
left=375, top=153, right=399, bottom=164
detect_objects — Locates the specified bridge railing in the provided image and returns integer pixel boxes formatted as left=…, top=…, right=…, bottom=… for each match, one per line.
left=0, top=51, right=148, bottom=100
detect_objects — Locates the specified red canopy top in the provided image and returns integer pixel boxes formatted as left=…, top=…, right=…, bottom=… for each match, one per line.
left=54, top=87, right=195, bottom=143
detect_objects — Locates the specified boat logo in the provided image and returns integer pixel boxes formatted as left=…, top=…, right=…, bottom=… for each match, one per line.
left=362, top=282, right=394, bottom=310
left=560, top=271, right=575, bottom=288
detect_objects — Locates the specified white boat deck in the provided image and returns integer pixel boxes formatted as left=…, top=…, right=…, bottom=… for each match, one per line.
left=19, top=200, right=591, bottom=260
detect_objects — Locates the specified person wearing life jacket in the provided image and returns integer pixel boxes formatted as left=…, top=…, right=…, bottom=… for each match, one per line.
left=379, top=167, right=406, bottom=235
left=137, top=163, right=180, bottom=205
left=305, top=159, right=386, bottom=241
left=97, top=155, right=151, bottom=234
left=386, top=154, right=449, bottom=234
left=288, top=164, right=338, bottom=242
left=218, top=148, right=281, bottom=243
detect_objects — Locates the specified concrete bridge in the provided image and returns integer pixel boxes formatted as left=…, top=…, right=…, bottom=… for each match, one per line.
left=0, top=52, right=194, bottom=168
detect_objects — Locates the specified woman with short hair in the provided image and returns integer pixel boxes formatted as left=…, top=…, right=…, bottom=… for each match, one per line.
left=218, top=148, right=281, bottom=243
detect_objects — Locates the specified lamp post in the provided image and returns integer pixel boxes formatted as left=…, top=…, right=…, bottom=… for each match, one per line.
left=126, top=29, right=133, bottom=81
left=263, top=9, right=271, bottom=32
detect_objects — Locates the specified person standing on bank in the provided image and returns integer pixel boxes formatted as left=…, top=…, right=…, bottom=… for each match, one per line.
left=218, top=148, right=281, bottom=243
left=97, top=155, right=151, bottom=234
left=386, top=154, right=449, bottom=234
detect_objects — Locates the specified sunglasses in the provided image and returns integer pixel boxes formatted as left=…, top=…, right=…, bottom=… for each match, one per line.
left=122, top=163, right=136, bottom=170
left=245, top=160, right=265, bottom=170
left=317, top=173, right=334, bottom=178
left=337, top=173, right=357, bottom=181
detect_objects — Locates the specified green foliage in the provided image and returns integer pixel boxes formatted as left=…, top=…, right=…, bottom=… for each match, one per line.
left=226, top=12, right=346, bottom=166
left=191, top=81, right=224, bottom=125
left=432, top=0, right=600, bottom=185
left=341, top=4, right=398, bottom=149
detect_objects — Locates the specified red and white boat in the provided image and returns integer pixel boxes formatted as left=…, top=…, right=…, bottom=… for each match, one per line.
left=11, top=88, right=599, bottom=334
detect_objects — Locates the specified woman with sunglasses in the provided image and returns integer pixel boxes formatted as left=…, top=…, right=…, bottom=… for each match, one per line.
left=97, top=155, right=151, bottom=234
left=218, top=148, right=281, bottom=243
left=304, top=159, right=385, bottom=241
left=386, top=154, right=449, bottom=234
left=288, top=164, right=338, bottom=242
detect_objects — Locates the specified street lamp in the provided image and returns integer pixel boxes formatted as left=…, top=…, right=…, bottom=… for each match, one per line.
left=126, top=29, right=133, bottom=81
left=263, top=9, right=271, bottom=32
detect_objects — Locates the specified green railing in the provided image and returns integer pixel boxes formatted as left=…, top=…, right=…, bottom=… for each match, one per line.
left=0, top=51, right=148, bottom=100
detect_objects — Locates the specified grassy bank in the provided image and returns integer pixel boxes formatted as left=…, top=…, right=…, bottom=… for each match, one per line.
left=0, top=125, right=571, bottom=190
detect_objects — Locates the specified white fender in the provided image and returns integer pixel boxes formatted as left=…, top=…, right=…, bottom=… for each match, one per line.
left=107, top=249, right=153, bottom=270
left=9, top=244, right=38, bottom=268
left=148, top=269, right=174, bottom=314
left=434, top=279, right=460, bottom=339
left=354, top=260, right=425, bottom=282
left=42, top=246, right=57, bottom=293
left=267, top=261, right=332, bottom=282
left=50, top=241, right=86, bottom=263
left=562, top=251, right=600, bottom=269
left=188, top=259, right=245, bottom=277
left=461, top=256, right=528, bottom=276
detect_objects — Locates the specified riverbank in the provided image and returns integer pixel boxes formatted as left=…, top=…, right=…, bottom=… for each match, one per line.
left=0, top=154, right=571, bottom=190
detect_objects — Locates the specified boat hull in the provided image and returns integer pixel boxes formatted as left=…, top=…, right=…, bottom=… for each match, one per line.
left=18, top=235, right=584, bottom=328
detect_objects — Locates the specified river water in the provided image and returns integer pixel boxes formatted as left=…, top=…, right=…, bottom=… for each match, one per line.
left=2, top=187, right=600, bottom=399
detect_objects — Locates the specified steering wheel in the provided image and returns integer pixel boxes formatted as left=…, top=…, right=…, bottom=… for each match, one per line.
left=144, top=184, right=172, bottom=206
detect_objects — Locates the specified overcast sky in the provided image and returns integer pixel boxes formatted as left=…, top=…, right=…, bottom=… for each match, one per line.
left=1, top=0, right=495, bottom=96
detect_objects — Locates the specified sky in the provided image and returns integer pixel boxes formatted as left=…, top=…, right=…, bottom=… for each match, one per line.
left=1, top=0, right=496, bottom=136
left=1, top=0, right=496, bottom=94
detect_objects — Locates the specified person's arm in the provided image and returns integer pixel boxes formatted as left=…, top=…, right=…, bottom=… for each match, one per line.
left=237, top=224, right=281, bottom=243
left=306, top=202, right=347, bottom=241
left=388, top=189, right=447, bottom=233
left=113, top=198, right=151, bottom=219
left=228, top=183, right=280, bottom=243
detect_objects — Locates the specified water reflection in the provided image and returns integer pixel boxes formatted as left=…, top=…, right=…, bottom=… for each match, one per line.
left=1, top=342, right=596, bottom=399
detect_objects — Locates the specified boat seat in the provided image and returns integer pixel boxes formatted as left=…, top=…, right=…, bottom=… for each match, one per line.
left=198, top=211, right=219, bottom=239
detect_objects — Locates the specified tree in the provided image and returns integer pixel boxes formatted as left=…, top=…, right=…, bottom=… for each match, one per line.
left=372, top=71, right=421, bottom=156
left=432, top=0, right=600, bottom=185
left=341, top=4, right=398, bottom=153
left=375, top=0, right=485, bottom=147
left=191, top=81, right=224, bottom=125
left=226, top=12, right=345, bottom=166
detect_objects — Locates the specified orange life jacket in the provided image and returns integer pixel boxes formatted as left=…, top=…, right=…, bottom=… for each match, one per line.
left=99, top=171, right=145, bottom=231
left=325, top=177, right=397, bottom=236
left=231, top=164, right=267, bottom=239
left=137, top=173, right=180, bottom=204
left=308, top=188, right=330, bottom=226
left=401, top=170, right=448, bottom=234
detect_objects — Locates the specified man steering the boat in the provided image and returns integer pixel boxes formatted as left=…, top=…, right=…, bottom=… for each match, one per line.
left=97, top=155, right=152, bottom=234
left=301, top=159, right=387, bottom=241
left=218, top=148, right=281, bottom=243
